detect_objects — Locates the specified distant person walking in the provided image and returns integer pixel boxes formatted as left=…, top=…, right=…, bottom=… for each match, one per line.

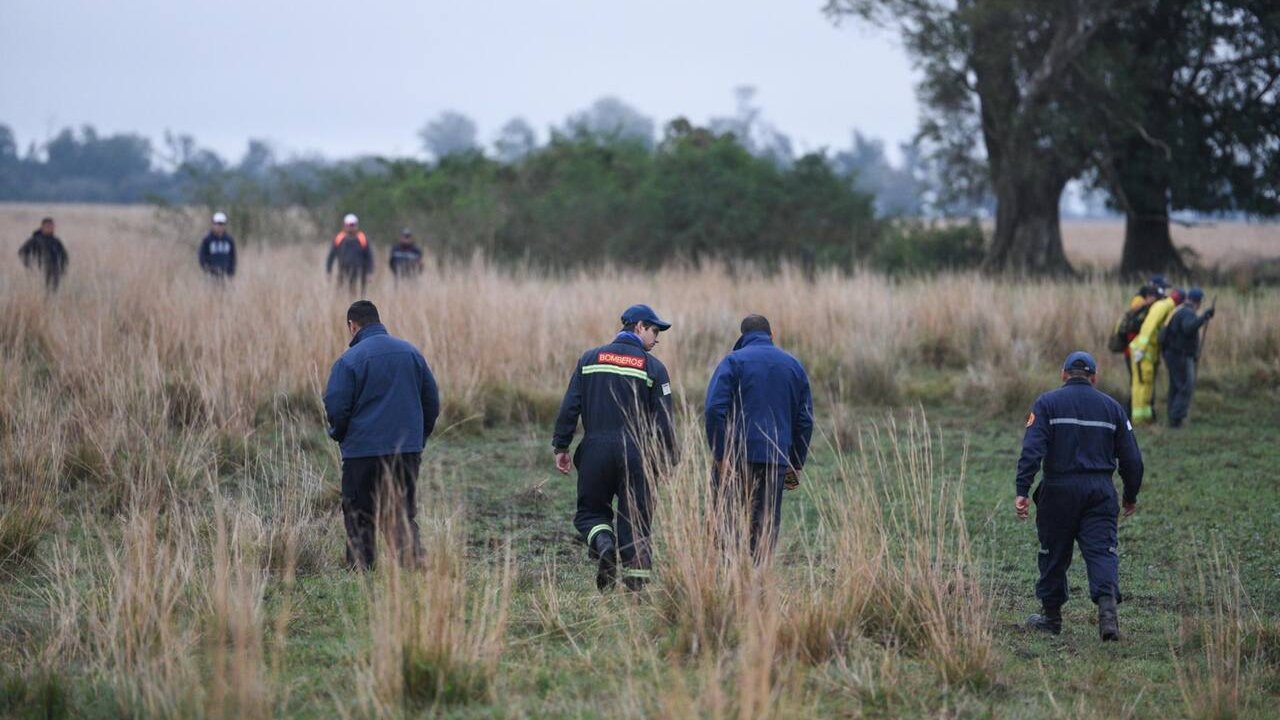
left=1161, top=288, right=1215, bottom=428
left=327, top=213, right=373, bottom=293
left=198, top=211, right=237, bottom=278
left=1016, top=351, right=1143, bottom=641
left=323, top=300, right=440, bottom=570
left=704, top=314, right=813, bottom=562
left=389, top=228, right=424, bottom=279
left=18, top=217, right=69, bottom=291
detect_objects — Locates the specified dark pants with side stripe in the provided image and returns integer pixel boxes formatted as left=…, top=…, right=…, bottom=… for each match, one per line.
left=1164, top=351, right=1197, bottom=425
left=573, top=438, right=651, bottom=573
left=713, top=462, right=785, bottom=562
left=341, top=453, right=422, bottom=570
left=1033, top=475, right=1121, bottom=610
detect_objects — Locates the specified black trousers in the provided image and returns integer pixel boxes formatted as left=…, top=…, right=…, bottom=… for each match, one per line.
left=1034, top=476, right=1121, bottom=610
left=337, top=266, right=368, bottom=294
left=713, top=462, right=785, bottom=562
left=572, top=439, right=651, bottom=576
left=341, top=453, right=422, bottom=570
left=1164, top=351, right=1197, bottom=425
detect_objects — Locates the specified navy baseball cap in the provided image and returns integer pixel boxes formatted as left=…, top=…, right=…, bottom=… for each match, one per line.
left=620, top=304, right=672, bottom=331
left=1149, top=274, right=1169, bottom=288
left=1187, top=287, right=1204, bottom=302
left=1062, top=351, right=1098, bottom=374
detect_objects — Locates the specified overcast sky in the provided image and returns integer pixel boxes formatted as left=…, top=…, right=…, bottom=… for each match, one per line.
left=0, top=0, right=918, bottom=163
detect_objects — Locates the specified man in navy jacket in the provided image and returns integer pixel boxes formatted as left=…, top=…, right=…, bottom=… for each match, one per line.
left=705, top=314, right=813, bottom=562
left=198, top=212, right=236, bottom=278
left=324, top=300, right=440, bottom=570
left=553, top=304, right=677, bottom=592
left=1015, top=351, right=1144, bottom=640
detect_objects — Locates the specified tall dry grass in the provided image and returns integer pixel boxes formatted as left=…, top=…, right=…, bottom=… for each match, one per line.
left=2, top=204, right=1277, bottom=716
left=1173, top=542, right=1273, bottom=720
left=356, top=506, right=514, bottom=716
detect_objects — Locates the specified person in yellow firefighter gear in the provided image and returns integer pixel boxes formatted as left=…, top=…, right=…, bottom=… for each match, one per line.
left=1127, top=282, right=1182, bottom=423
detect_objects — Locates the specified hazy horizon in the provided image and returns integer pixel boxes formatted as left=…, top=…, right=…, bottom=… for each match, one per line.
left=1, top=1, right=919, bottom=163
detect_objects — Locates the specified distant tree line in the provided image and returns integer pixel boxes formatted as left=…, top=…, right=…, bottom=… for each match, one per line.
left=3, top=92, right=992, bottom=272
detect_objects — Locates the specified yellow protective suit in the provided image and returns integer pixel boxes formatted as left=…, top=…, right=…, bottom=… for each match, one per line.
left=1128, top=296, right=1177, bottom=422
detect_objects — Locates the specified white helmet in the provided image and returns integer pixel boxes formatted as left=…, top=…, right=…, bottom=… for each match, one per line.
left=212, top=211, right=228, bottom=224
left=343, top=213, right=359, bottom=226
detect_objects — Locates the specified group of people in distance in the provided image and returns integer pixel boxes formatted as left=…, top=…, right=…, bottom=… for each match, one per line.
left=1113, top=274, right=1217, bottom=428
left=15, top=212, right=427, bottom=291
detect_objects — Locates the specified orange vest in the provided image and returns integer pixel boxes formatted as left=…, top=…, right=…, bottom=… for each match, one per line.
left=334, top=231, right=368, bottom=249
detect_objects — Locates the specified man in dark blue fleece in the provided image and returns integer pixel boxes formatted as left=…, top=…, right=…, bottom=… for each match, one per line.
left=324, top=300, right=440, bottom=570
left=704, top=314, right=813, bottom=562
left=1015, top=351, right=1144, bottom=641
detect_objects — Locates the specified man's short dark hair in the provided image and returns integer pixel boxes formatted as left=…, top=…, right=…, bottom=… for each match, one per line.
left=347, top=300, right=380, bottom=327
left=621, top=320, right=658, bottom=333
left=740, top=314, right=771, bottom=335
left=1065, top=368, right=1094, bottom=379
left=40, top=217, right=54, bottom=225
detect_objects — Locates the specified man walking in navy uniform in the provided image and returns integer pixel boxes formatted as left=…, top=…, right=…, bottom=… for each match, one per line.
left=1162, top=287, right=1215, bottom=428
left=704, top=314, right=813, bottom=562
left=324, top=300, right=440, bottom=570
left=553, top=304, right=677, bottom=592
left=198, top=212, right=237, bottom=278
left=1015, top=351, right=1144, bottom=640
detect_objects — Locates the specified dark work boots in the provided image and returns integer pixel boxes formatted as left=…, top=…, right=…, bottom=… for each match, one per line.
left=1026, top=607, right=1063, bottom=635
left=592, top=532, right=619, bottom=593
left=1098, top=595, right=1120, bottom=642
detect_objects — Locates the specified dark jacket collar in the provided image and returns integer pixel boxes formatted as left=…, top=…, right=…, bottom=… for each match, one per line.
left=612, top=332, right=644, bottom=349
left=350, top=323, right=388, bottom=347
left=733, top=331, right=774, bottom=351
left=1063, top=377, right=1094, bottom=387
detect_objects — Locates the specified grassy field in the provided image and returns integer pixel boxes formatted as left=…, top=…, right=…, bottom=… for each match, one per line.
left=1, top=204, right=1278, bottom=719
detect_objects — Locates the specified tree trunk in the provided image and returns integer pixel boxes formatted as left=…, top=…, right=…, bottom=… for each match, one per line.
left=983, top=170, right=1073, bottom=276
left=1120, top=212, right=1185, bottom=278
left=1117, top=137, right=1186, bottom=277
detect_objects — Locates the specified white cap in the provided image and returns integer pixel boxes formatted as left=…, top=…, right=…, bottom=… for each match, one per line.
left=343, top=213, right=359, bottom=226
left=212, top=211, right=227, bottom=224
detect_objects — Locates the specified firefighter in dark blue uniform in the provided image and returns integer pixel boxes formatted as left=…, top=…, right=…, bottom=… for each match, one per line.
left=1015, top=351, right=1144, bottom=640
left=553, top=304, right=677, bottom=592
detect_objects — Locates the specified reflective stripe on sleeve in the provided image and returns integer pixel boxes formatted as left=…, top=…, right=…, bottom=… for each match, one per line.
left=582, top=364, right=654, bottom=386
left=1048, top=418, right=1117, bottom=430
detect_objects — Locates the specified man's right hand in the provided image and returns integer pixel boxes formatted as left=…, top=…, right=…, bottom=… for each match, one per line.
left=554, top=450, right=572, bottom=475
left=1015, top=496, right=1030, bottom=520
left=1122, top=501, right=1137, bottom=517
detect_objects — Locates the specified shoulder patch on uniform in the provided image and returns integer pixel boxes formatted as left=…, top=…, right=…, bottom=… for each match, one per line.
left=597, top=351, right=646, bottom=370
left=1025, top=412, right=1036, bottom=428
left=662, top=382, right=671, bottom=396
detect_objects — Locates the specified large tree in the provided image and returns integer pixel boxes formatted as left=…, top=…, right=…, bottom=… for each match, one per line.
left=827, top=1, right=1135, bottom=275
left=1090, top=0, right=1280, bottom=276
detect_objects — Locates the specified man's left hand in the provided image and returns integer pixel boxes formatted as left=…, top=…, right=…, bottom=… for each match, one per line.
left=1015, top=496, right=1031, bottom=520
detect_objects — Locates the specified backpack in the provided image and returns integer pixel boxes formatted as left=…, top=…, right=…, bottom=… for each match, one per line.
left=1108, top=303, right=1150, bottom=352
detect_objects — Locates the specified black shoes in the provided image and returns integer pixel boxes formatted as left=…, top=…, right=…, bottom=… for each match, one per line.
left=1098, top=595, right=1120, bottom=641
left=593, top=533, right=619, bottom=593
left=1026, top=609, right=1062, bottom=635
